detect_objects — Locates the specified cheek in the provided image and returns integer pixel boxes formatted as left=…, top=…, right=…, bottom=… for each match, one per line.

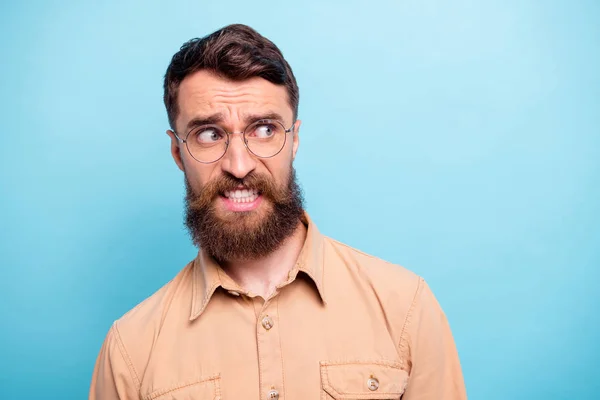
left=183, top=164, right=217, bottom=192
left=262, top=158, right=292, bottom=185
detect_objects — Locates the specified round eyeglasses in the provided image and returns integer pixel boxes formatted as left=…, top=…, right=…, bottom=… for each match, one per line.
left=173, top=119, right=295, bottom=164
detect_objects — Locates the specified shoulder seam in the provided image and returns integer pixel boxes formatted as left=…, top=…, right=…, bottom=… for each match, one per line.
left=398, top=276, right=425, bottom=367
left=325, top=237, right=380, bottom=260
left=112, top=321, right=142, bottom=391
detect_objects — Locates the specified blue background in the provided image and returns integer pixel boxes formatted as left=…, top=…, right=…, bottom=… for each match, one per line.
left=1, top=0, right=598, bottom=398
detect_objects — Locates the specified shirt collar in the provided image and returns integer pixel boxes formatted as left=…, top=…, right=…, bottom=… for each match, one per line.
left=189, top=212, right=326, bottom=321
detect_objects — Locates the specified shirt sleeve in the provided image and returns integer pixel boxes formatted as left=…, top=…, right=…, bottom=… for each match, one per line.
left=400, top=278, right=467, bottom=399
left=89, top=322, right=140, bottom=400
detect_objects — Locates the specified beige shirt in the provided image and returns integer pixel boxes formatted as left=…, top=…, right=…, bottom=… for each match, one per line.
left=90, top=214, right=466, bottom=400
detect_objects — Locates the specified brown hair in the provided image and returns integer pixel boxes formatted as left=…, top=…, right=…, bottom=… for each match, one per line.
left=163, top=24, right=299, bottom=130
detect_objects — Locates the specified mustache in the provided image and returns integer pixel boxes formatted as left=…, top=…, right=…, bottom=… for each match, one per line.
left=186, top=172, right=283, bottom=209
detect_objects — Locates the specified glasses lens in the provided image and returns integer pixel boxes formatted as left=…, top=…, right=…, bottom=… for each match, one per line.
left=245, top=120, right=287, bottom=158
left=186, top=125, right=228, bottom=163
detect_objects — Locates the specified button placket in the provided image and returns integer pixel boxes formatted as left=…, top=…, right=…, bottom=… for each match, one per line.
left=256, top=297, right=284, bottom=400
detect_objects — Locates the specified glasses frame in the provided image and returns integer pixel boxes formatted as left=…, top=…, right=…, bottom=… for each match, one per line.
left=173, top=119, right=296, bottom=164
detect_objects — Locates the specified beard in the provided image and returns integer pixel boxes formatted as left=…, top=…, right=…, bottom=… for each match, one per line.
left=184, top=167, right=305, bottom=264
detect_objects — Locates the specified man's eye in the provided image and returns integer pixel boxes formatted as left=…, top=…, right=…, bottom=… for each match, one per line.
left=196, top=128, right=223, bottom=143
left=250, top=124, right=276, bottom=139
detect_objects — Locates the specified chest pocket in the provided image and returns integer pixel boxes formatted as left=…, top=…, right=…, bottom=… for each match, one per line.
left=143, top=374, right=221, bottom=400
left=320, top=361, right=408, bottom=400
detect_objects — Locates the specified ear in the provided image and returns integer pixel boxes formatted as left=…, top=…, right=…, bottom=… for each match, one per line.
left=166, top=130, right=185, bottom=172
left=292, top=119, right=301, bottom=160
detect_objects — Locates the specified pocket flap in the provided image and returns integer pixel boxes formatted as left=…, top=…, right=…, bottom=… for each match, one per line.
left=143, top=374, right=220, bottom=400
left=320, top=361, right=408, bottom=399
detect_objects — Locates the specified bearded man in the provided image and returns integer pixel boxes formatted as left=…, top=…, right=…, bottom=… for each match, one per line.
left=90, top=24, right=467, bottom=400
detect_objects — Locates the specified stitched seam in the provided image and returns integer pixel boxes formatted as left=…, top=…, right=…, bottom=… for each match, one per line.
left=322, top=364, right=340, bottom=398
left=320, top=363, right=407, bottom=398
left=333, top=392, right=401, bottom=398
left=398, top=277, right=424, bottom=369
left=213, top=376, right=221, bottom=397
left=321, top=241, right=326, bottom=304
left=332, top=391, right=401, bottom=396
left=190, top=260, right=199, bottom=318
left=319, top=362, right=327, bottom=400
left=202, top=283, right=219, bottom=307
left=326, top=237, right=381, bottom=260
left=277, top=298, right=286, bottom=396
left=112, top=322, right=141, bottom=391
left=144, top=375, right=220, bottom=400
left=256, top=299, right=264, bottom=399
left=319, top=360, right=402, bottom=368
left=192, top=282, right=219, bottom=319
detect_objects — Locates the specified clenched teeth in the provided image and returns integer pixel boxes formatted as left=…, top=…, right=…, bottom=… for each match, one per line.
left=223, top=189, right=260, bottom=203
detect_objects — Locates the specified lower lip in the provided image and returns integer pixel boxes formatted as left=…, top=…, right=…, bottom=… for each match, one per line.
left=221, top=194, right=263, bottom=212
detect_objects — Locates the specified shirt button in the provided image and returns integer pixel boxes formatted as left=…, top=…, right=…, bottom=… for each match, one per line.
left=267, top=389, right=279, bottom=399
left=261, top=315, right=274, bottom=330
left=367, top=376, right=379, bottom=391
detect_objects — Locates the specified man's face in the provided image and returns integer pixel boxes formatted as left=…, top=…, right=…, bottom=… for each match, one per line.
left=167, top=70, right=304, bottom=262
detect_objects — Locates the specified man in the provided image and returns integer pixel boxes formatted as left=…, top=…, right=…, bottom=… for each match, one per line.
left=90, top=24, right=466, bottom=400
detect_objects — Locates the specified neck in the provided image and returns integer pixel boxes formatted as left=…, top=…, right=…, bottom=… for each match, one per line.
left=221, top=220, right=307, bottom=299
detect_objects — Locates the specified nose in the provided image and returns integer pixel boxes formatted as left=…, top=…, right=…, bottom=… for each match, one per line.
left=219, top=133, right=257, bottom=179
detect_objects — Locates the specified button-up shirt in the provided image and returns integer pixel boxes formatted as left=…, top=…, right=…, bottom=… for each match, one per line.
left=90, top=214, right=466, bottom=399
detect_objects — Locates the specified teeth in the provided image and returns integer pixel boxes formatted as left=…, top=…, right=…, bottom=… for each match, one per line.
left=225, top=189, right=259, bottom=203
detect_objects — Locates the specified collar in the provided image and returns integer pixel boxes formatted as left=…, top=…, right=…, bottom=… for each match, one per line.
left=189, top=212, right=326, bottom=321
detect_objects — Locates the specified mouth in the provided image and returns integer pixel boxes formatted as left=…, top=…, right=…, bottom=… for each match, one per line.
left=219, top=187, right=263, bottom=212
left=221, top=188, right=261, bottom=203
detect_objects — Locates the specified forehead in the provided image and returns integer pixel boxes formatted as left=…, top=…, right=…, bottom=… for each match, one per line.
left=176, top=70, right=292, bottom=130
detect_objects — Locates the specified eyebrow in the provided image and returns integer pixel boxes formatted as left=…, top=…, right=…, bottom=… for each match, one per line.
left=185, top=111, right=288, bottom=132
left=185, top=113, right=226, bottom=132
left=243, top=112, right=286, bottom=125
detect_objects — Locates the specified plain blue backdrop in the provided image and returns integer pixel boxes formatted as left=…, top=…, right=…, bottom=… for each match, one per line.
left=1, top=0, right=598, bottom=399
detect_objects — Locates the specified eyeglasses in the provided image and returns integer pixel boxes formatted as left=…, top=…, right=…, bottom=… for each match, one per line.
left=173, top=119, right=295, bottom=164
